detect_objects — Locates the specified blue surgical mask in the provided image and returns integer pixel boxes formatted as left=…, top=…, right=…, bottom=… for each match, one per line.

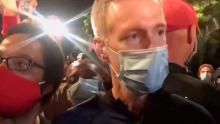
left=200, top=72, right=212, bottom=82
left=107, top=45, right=169, bottom=95
left=72, top=77, right=100, bottom=104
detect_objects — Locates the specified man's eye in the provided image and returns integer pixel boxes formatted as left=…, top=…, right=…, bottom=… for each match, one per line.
left=158, top=29, right=165, bottom=36
left=123, top=31, right=141, bottom=43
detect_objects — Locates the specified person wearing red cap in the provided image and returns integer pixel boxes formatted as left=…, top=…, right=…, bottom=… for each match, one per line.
left=162, top=0, right=220, bottom=123
left=52, top=0, right=214, bottom=124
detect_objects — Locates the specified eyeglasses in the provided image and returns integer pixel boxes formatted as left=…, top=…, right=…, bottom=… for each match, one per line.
left=0, top=56, right=44, bottom=71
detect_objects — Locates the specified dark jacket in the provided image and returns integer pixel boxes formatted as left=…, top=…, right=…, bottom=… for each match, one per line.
left=163, top=63, right=220, bottom=123
left=52, top=90, right=215, bottom=124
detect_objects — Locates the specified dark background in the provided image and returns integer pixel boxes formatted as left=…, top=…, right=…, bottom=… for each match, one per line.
left=38, top=0, right=93, bottom=21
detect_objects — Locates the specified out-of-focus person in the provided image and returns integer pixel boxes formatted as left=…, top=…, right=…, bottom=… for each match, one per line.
left=0, top=0, right=38, bottom=36
left=214, top=68, right=220, bottom=90
left=198, top=64, right=215, bottom=83
left=42, top=53, right=110, bottom=121
left=0, top=23, right=64, bottom=124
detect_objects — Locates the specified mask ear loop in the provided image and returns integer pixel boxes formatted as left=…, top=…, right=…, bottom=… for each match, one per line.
left=38, top=81, right=46, bottom=98
left=104, top=46, right=121, bottom=78
left=38, top=81, right=46, bottom=85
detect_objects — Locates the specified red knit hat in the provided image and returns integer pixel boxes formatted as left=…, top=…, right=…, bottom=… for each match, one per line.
left=164, top=0, right=198, bottom=32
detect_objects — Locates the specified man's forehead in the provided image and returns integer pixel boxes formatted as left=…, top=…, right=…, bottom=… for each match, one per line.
left=110, top=0, right=162, bottom=7
left=107, top=0, right=164, bottom=25
left=201, top=67, right=212, bottom=70
left=108, top=0, right=163, bottom=17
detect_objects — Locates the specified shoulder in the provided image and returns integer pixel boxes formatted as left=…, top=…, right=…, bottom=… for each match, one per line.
left=160, top=92, right=215, bottom=124
left=52, top=95, right=102, bottom=124
left=163, top=72, right=215, bottom=103
left=165, top=72, right=213, bottom=89
left=52, top=95, right=132, bottom=124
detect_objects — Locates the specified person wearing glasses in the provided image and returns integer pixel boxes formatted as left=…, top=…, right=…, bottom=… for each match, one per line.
left=0, top=23, right=64, bottom=124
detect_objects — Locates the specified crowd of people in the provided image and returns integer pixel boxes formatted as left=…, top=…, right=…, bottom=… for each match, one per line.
left=0, top=0, right=220, bottom=124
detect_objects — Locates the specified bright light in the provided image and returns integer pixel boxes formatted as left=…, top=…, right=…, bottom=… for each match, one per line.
left=41, top=18, right=69, bottom=38
left=14, top=8, right=109, bottom=74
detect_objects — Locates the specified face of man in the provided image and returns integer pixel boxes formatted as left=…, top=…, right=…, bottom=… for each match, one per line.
left=104, top=0, right=166, bottom=76
left=199, top=66, right=213, bottom=81
left=93, top=0, right=167, bottom=99
left=200, top=67, right=212, bottom=76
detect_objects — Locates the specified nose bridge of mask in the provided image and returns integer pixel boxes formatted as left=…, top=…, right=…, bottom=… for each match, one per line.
left=122, top=46, right=168, bottom=82
left=107, top=45, right=167, bottom=77
left=120, top=45, right=167, bottom=72
left=122, top=52, right=154, bottom=83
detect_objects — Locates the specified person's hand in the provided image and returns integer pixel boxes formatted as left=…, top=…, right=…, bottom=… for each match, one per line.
left=17, top=0, right=38, bottom=14
left=0, top=0, right=38, bottom=16
left=0, top=0, right=17, bottom=15
left=0, top=1, right=3, bottom=13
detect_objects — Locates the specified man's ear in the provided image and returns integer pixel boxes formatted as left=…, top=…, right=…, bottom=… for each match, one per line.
left=187, top=25, right=197, bottom=52
left=93, top=37, right=109, bottom=63
left=187, top=25, right=197, bottom=44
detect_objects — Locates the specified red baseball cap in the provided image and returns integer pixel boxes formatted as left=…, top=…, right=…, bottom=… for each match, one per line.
left=164, top=0, right=198, bottom=32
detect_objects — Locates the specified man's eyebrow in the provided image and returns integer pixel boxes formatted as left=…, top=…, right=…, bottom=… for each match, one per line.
left=155, top=23, right=166, bottom=29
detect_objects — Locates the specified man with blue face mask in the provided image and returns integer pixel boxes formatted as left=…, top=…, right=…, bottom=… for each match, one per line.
left=52, top=0, right=214, bottom=124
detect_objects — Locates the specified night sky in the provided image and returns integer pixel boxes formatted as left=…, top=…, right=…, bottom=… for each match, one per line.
left=38, top=0, right=93, bottom=21
left=0, top=0, right=94, bottom=36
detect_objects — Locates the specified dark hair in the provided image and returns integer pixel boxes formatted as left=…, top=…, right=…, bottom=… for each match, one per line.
left=4, top=23, right=65, bottom=103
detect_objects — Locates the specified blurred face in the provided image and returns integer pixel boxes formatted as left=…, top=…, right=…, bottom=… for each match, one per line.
left=66, top=61, right=79, bottom=83
left=199, top=66, right=213, bottom=78
left=104, top=0, right=166, bottom=75
left=0, top=34, right=44, bottom=82
left=18, top=0, right=38, bottom=13
left=216, top=77, right=220, bottom=88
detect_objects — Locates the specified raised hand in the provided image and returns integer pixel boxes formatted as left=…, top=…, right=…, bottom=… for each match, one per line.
left=0, top=0, right=17, bottom=15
